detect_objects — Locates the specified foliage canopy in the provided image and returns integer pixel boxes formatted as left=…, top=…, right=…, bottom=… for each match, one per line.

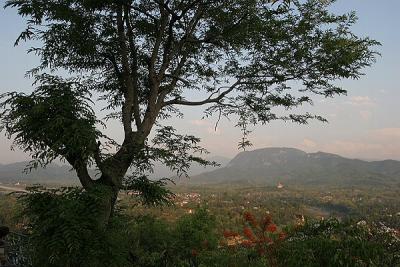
left=1, top=0, right=379, bottom=218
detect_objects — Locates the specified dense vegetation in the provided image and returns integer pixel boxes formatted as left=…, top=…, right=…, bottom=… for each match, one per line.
left=0, top=1, right=389, bottom=266
left=1, top=184, right=399, bottom=266
left=1, top=0, right=379, bottom=225
left=193, top=148, right=400, bottom=187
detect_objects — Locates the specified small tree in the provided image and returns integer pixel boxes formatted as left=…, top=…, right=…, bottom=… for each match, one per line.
left=1, top=0, right=379, bottom=224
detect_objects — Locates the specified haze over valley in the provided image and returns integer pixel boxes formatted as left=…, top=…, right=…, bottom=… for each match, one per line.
left=1, top=147, right=399, bottom=188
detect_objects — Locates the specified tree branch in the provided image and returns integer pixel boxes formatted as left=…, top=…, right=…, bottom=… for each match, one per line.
left=164, top=73, right=190, bottom=85
left=102, top=52, right=124, bottom=89
left=116, top=5, right=134, bottom=137
left=124, top=5, right=141, bottom=130
left=157, top=0, right=203, bottom=81
left=131, top=5, right=158, bottom=21
left=66, top=156, right=94, bottom=190
left=154, top=0, right=179, bottom=20
left=163, top=80, right=241, bottom=106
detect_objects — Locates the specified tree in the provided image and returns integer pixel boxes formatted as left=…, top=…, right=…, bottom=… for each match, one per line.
left=1, top=0, right=379, bottom=224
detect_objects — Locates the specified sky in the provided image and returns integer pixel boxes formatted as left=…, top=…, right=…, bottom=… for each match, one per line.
left=0, top=0, right=399, bottom=163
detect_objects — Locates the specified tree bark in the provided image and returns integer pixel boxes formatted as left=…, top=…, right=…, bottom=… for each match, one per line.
left=78, top=135, right=146, bottom=226
left=92, top=184, right=119, bottom=227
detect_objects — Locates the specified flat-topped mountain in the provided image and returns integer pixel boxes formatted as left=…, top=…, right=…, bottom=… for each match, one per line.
left=2, top=149, right=399, bottom=187
left=191, top=148, right=400, bottom=187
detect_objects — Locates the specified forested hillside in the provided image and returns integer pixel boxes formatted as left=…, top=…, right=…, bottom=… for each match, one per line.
left=193, top=148, right=400, bottom=186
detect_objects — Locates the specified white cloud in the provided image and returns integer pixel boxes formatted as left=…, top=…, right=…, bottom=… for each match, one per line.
left=300, top=138, right=318, bottom=149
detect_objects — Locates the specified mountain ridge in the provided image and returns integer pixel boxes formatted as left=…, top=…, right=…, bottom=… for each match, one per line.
left=0, top=155, right=231, bottom=185
left=1, top=148, right=399, bottom=187
left=0, top=161, right=79, bottom=184
left=190, top=147, right=400, bottom=187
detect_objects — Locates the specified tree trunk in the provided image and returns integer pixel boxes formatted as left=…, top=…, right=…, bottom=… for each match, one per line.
left=88, top=170, right=126, bottom=227
left=92, top=184, right=119, bottom=227
left=75, top=171, right=123, bottom=228
left=75, top=134, right=146, bottom=227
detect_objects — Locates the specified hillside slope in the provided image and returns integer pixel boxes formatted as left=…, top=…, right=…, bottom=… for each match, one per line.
left=0, top=155, right=231, bottom=185
left=0, top=162, right=79, bottom=184
left=191, top=148, right=400, bottom=186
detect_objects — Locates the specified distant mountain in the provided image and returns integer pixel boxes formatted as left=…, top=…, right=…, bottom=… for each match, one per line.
left=144, top=155, right=231, bottom=179
left=190, top=148, right=400, bottom=187
left=0, top=155, right=231, bottom=185
left=6, top=149, right=399, bottom=187
left=0, top=161, right=79, bottom=185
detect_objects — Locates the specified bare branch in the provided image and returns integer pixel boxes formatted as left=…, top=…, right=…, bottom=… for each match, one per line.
left=124, top=5, right=141, bottom=129
left=117, top=4, right=135, bottom=137
left=66, top=155, right=94, bottom=190
left=163, top=80, right=241, bottom=106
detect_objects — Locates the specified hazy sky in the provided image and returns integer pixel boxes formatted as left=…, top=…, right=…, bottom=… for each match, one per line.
left=0, top=0, right=399, bottom=163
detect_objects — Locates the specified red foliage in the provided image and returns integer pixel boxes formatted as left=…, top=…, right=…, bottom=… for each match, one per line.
left=223, top=230, right=239, bottom=238
left=266, top=223, right=277, bottom=233
left=191, top=249, right=198, bottom=257
left=241, top=240, right=254, bottom=248
left=244, top=211, right=258, bottom=227
left=243, top=227, right=256, bottom=242
left=221, top=211, right=288, bottom=264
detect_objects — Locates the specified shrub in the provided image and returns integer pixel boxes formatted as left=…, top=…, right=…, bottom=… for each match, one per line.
left=216, top=213, right=399, bottom=267
left=127, top=215, right=172, bottom=266
left=277, top=218, right=400, bottom=267
left=173, top=208, right=218, bottom=257
left=18, top=187, right=220, bottom=267
left=16, top=189, right=399, bottom=267
left=0, top=194, right=21, bottom=228
left=128, top=207, right=218, bottom=267
left=19, top=186, right=131, bottom=267
left=216, top=211, right=286, bottom=266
